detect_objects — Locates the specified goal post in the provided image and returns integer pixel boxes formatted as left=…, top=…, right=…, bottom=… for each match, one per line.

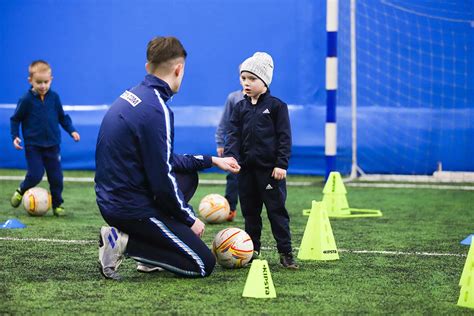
left=338, top=0, right=474, bottom=182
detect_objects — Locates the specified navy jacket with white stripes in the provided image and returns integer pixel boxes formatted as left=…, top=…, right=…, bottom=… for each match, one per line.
left=95, top=74, right=212, bottom=226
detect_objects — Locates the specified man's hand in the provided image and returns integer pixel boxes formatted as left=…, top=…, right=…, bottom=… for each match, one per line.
left=71, top=131, right=81, bottom=142
left=212, top=156, right=241, bottom=174
left=216, top=147, right=224, bottom=157
left=272, top=167, right=287, bottom=180
left=13, top=137, right=23, bottom=150
left=191, top=218, right=205, bottom=238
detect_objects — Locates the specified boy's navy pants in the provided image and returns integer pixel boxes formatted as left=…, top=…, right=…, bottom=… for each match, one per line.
left=20, top=145, right=63, bottom=208
left=238, top=167, right=293, bottom=254
left=101, top=172, right=216, bottom=278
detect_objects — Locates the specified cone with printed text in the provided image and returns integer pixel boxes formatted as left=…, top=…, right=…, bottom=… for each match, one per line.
left=298, top=200, right=339, bottom=261
left=303, top=172, right=382, bottom=218
left=242, top=259, right=276, bottom=298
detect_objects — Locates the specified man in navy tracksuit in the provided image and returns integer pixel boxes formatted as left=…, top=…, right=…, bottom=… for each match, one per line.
left=225, top=52, right=298, bottom=269
left=95, top=36, right=240, bottom=280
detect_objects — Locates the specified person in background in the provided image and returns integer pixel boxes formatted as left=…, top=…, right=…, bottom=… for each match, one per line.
left=215, top=82, right=244, bottom=221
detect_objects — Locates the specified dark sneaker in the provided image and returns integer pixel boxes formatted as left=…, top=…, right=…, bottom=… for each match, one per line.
left=250, top=250, right=260, bottom=262
left=279, top=252, right=299, bottom=269
left=226, top=210, right=237, bottom=222
left=98, top=226, right=129, bottom=280
left=10, top=189, right=23, bottom=208
left=244, top=251, right=260, bottom=267
left=53, top=206, right=66, bottom=216
left=136, top=263, right=164, bottom=273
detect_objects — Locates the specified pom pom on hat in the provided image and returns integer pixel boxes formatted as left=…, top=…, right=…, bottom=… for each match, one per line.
left=240, top=52, right=274, bottom=86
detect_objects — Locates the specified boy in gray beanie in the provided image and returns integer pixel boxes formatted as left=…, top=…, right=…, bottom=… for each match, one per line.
left=225, top=52, right=298, bottom=269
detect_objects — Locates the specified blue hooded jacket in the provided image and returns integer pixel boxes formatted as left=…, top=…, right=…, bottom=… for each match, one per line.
left=95, top=74, right=212, bottom=226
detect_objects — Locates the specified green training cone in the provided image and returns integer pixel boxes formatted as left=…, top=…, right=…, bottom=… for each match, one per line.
left=298, top=201, right=339, bottom=261
left=242, top=259, right=276, bottom=298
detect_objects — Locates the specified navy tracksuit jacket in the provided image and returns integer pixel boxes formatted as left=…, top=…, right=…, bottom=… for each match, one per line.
left=95, top=74, right=215, bottom=277
left=225, top=91, right=294, bottom=254
left=10, top=89, right=77, bottom=208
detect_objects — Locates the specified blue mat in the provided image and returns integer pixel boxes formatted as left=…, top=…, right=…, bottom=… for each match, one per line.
left=461, top=234, right=473, bottom=246
left=0, top=218, right=26, bottom=229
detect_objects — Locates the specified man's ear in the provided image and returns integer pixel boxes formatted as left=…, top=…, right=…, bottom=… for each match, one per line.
left=145, top=62, right=151, bottom=74
left=175, top=63, right=184, bottom=77
left=27, top=76, right=32, bottom=84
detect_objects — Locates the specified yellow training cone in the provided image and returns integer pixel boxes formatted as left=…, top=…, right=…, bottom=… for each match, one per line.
left=298, top=201, right=339, bottom=261
left=302, top=171, right=383, bottom=218
left=323, top=171, right=347, bottom=195
left=322, top=193, right=351, bottom=215
left=458, top=275, right=474, bottom=309
left=242, top=259, right=276, bottom=298
left=460, top=239, right=474, bottom=287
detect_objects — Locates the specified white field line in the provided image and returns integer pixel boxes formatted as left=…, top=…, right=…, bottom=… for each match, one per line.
left=0, top=236, right=94, bottom=244
left=0, top=236, right=466, bottom=257
left=1, top=175, right=473, bottom=190
left=346, top=182, right=474, bottom=191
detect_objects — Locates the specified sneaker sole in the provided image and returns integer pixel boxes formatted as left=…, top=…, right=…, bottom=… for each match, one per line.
left=137, top=266, right=164, bottom=273
left=98, top=261, right=121, bottom=280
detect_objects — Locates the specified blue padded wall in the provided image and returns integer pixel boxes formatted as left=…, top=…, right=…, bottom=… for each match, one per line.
left=1, top=0, right=472, bottom=175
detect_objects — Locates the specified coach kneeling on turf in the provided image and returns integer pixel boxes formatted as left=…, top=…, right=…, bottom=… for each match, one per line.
left=95, top=36, right=240, bottom=280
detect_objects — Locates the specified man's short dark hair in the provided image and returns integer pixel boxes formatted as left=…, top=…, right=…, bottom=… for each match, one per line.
left=147, top=36, right=187, bottom=69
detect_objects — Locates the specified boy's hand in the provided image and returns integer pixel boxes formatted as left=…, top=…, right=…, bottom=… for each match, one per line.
left=71, top=132, right=81, bottom=142
left=272, top=167, right=287, bottom=180
left=13, top=137, right=23, bottom=150
left=216, top=147, right=224, bottom=157
left=212, top=156, right=241, bottom=174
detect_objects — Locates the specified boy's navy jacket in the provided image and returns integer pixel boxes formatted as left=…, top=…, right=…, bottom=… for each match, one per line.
left=95, top=74, right=212, bottom=226
left=10, top=89, right=76, bottom=147
left=225, top=91, right=292, bottom=170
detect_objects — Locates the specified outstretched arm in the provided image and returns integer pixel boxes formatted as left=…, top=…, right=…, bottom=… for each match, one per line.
left=10, top=98, right=29, bottom=150
left=212, top=156, right=240, bottom=174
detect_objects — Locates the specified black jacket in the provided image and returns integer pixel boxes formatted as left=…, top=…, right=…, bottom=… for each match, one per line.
left=225, top=91, right=291, bottom=169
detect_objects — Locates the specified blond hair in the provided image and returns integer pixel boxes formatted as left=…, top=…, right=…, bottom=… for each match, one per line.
left=28, top=60, right=51, bottom=77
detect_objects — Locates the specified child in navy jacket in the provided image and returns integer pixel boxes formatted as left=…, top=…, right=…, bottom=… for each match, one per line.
left=10, top=60, right=80, bottom=216
left=225, top=52, right=298, bottom=269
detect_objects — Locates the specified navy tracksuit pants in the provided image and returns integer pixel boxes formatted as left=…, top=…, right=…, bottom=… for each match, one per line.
left=101, top=172, right=216, bottom=278
left=238, top=167, right=293, bottom=254
left=19, top=145, right=63, bottom=208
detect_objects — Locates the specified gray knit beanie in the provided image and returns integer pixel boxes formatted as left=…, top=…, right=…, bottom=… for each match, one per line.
left=240, top=52, right=274, bottom=87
